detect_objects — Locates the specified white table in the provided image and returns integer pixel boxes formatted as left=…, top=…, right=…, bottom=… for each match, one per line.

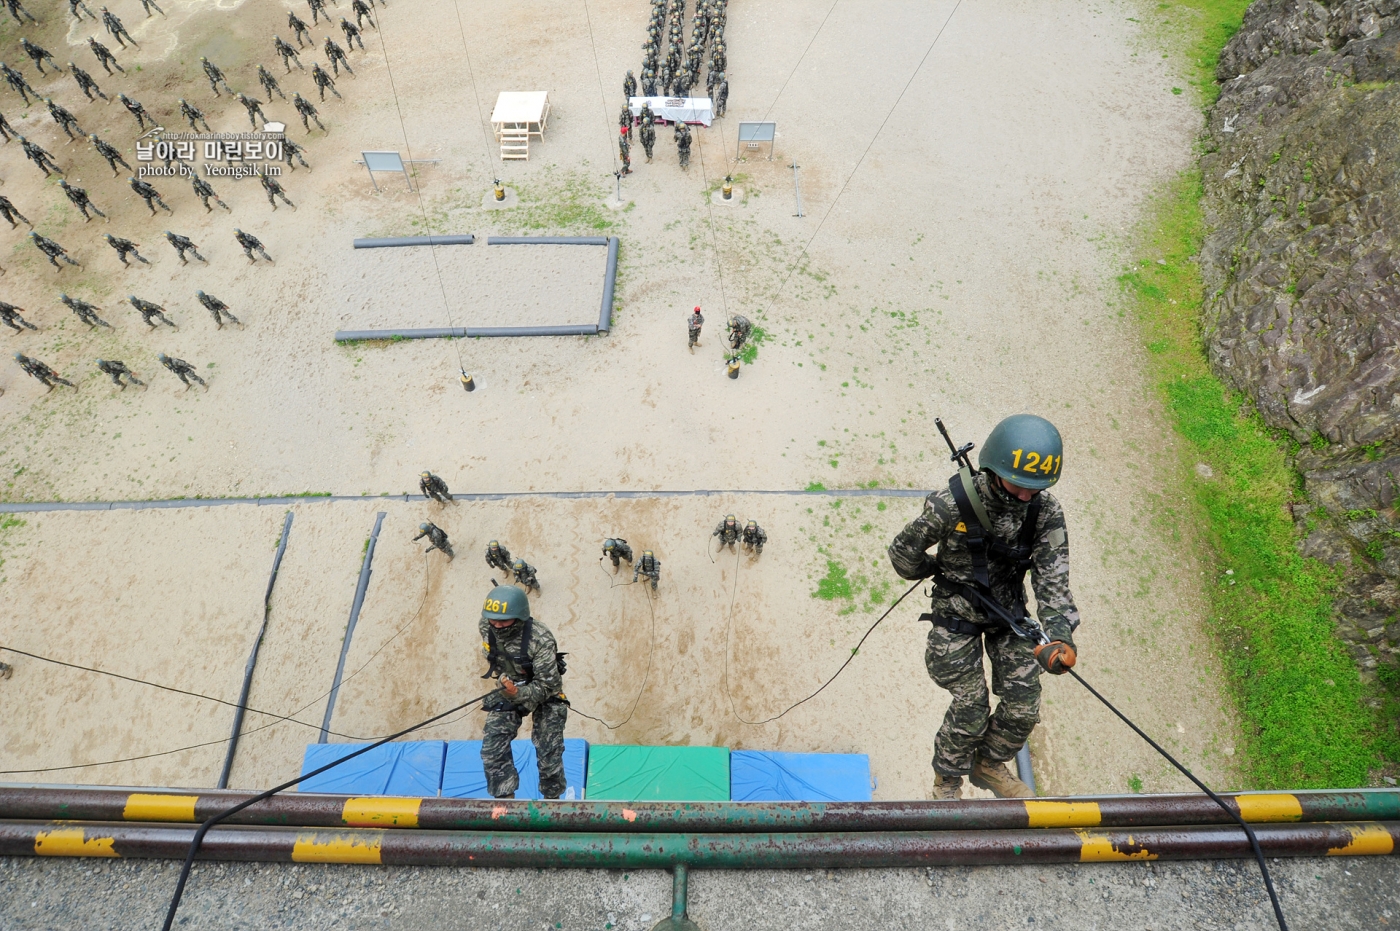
left=629, top=96, right=714, bottom=127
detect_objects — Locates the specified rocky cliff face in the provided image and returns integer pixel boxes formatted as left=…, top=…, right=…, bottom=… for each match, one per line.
left=1200, top=0, right=1399, bottom=674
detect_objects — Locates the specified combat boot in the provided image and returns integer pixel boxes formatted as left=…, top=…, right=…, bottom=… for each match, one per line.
left=929, top=774, right=963, bottom=801
left=969, top=756, right=1034, bottom=799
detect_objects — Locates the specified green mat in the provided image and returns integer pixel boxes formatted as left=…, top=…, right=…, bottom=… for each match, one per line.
left=585, top=746, right=730, bottom=801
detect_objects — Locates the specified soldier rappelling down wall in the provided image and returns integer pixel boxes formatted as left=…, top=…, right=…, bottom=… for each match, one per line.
left=888, top=415, right=1080, bottom=801
left=478, top=585, right=569, bottom=800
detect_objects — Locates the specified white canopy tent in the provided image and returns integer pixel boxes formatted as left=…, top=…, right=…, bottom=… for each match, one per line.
left=490, top=91, right=551, bottom=160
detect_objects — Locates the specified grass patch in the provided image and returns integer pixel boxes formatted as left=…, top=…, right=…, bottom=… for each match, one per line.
left=739, top=325, right=766, bottom=365
left=503, top=169, right=618, bottom=233
left=1121, top=172, right=1394, bottom=787
left=811, top=559, right=853, bottom=601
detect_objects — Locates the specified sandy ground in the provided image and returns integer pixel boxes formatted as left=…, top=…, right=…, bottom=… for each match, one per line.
left=0, top=0, right=1243, bottom=798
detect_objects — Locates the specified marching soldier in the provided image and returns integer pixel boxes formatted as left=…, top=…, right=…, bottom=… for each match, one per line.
left=274, top=34, right=304, bottom=72
left=742, top=519, right=767, bottom=556
left=30, top=232, right=81, bottom=270
left=136, top=0, right=163, bottom=16
left=195, top=290, right=240, bottom=328
left=87, top=37, right=123, bottom=74
left=602, top=538, right=634, bottom=569
left=164, top=230, right=206, bottom=264
left=339, top=17, right=365, bottom=50
left=282, top=137, right=311, bottom=171
left=292, top=92, right=325, bottom=131
left=179, top=98, right=211, bottom=132
left=129, top=295, right=176, bottom=329
left=288, top=10, right=311, bottom=45
left=419, top=470, right=453, bottom=504
left=485, top=539, right=512, bottom=574
left=157, top=352, right=205, bottom=388
left=323, top=37, right=353, bottom=77
left=104, top=233, right=149, bottom=266
left=352, top=0, right=375, bottom=29
left=129, top=177, right=172, bottom=215
left=1, top=62, right=38, bottom=105
left=727, top=314, right=752, bottom=350
left=414, top=521, right=454, bottom=560
left=311, top=64, right=341, bottom=101
left=59, top=181, right=105, bottom=222
left=478, top=585, right=570, bottom=800
left=713, top=514, right=740, bottom=551
left=61, top=293, right=111, bottom=329
left=117, top=93, right=154, bottom=130
left=0, top=194, right=31, bottom=229
left=235, top=92, right=267, bottom=129
left=687, top=306, right=703, bottom=349
left=69, top=62, right=107, bottom=100
left=200, top=56, right=232, bottom=96
left=0, top=302, right=38, bottom=333
left=14, top=352, right=76, bottom=391
left=234, top=228, right=273, bottom=264
left=633, top=549, right=661, bottom=590
left=90, top=133, right=131, bottom=176
left=19, top=136, right=62, bottom=176
left=96, top=358, right=144, bottom=388
left=192, top=175, right=229, bottom=213
left=70, top=0, right=96, bottom=20
left=512, top=558, right=540, bottom=593
left=20, top=38, right=62, bottom=75
left=888, top=414, right=1080, bottom=800
left=306, top=0, right=327, bottom=26
left=260, top=173, right=294, bottom=210
left=5, top=0, right=37, bottom=24
left=257, top=64, right=286, bottom=100
left=0, top=110, right=15, bottom=142
left=101, top=7, right=138, bottom=48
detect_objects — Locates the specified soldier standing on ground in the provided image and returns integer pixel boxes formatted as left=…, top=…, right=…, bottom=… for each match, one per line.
left=0, top=302, right=38, bottom=333
left=1, top=63, right=38, bottom=105
left=47, top=98, right=85, bottom=138
left=727, top=313, right=751, bottom=351
left=129, top=177, right=172, bottom=215
left=235, top=92, right=267, bottom=129
left=714, top=73, right=728, bottom=118
left=157, top=352, right=204, bottom=388
left=414, top=521, right=454, bottom=560
left=323, top=37, right=353, bottom=76
left=633, top=550, right=661, bottom=590
left=70, top=63, right=107, bottom=100
left=485, top=539, right=512, bottom=574
left=14, top=352, right=76, bottom=390
left=339, top=17, right=364, bottom=50
left=512, top=558, right=540, bottom=593
left=192, top=176, right=229, bottom=213
left=61, top=293, right=111, bottom=329
left=87, top=37, right=123, bottom=74
left=257, top=64, right=286, bottom=100
left=164, top=230, right=205, bottom=264
left=623, top=69, right=637, bottom=99
left=478, top=586, right=569, bottom=800
left=179, top=98, right=211, bottom=132
left=602, top=538, right=633, bottom=570
left=0, top=110, right=16, bottom=142
left=288, top=10, right=311, bottom=45
left=70, top=0, right=95, bottom=21
left=292, top=92, right=325, bottom=131
left=887, top=414, right=1080, bottom=801
left=195, top=290, right=239, bottom=328
left=19, top=137, right=62, bottom=176
left=713, top=514, right=740, bottom=551
left=419, top=470, right=453, bottom=504
left=104, top=233, right=149, bottom=266
left=742, top=520, right=767, bottom=556
left=260, top=173, right=294, bottom=210
left=675, top=121, right=691, bottom=169
left=687, top=306, right=703, bottom=349
left=117, top=93, right=154, bottom=130
left=31, top=232, right=80, bottom=270
left=21, top=38, right=62, bottom=74
left=618, top=130, right=631, bottom=176
left=234, top=228, right=273, bottom=263
left=352, top=0, right=374, bottom=28
left=59, top=181, right=105, bottom=222
left=101, top=8, right=138, bottom=48
left=0, top=194, right=31, bottom=229
left=282, top=137, right=311, bottom=171
left=5, top=0, right=37, bottom=24
left=306, top=0, right=327, bottom=26
left=90, top=134, right=131, bottom=176
left=275, top=34, right=304, bottom=72
left=129, top=295, right=176, bottom=328
left=136, top=0, right=163, bottom=16
left=200, top=56, right=232, bottom=95
left=311, top=64, right=341, bottom=101
left=97, top=358, right=143, bottom=387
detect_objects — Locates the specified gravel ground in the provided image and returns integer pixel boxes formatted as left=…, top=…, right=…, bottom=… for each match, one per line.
left=1, top=854, right=1397, bottom=930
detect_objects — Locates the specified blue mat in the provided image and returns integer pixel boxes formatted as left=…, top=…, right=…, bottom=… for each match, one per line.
left=729, top=750, right=873, bottom=802
left=441, top=739, right=589, bottom=800
left=299, top=741, right=446, bottom=796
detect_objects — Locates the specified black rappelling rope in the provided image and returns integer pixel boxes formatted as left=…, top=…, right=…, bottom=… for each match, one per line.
left=160, top=688, right=501, bottom=931
left=571, top=569, right=657, bottom=730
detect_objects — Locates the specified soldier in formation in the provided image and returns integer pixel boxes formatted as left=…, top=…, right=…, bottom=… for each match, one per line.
left=14, top=352, right=76, bottom=391
left=414, top=521, right=454, bottom=560
left=634, top=549, right=661, bottom=590
left=618, top=103, right=632, bottom=139
left=623, top=69, right=637, bottom=99
left=340, top=17, right=365, bottom=50
left=179, top=98, right=210, bottom=132
left=104, top=233, right=149, bottom=266
left=130, top=295, right=176, bottom=328
left=742, top=520, right=767, bottom=556
left=70, top=0, right=95, bottom=19
left=190, top=290, right=238, bottom=329
left=0, top=110, right=14, bottom=142
left=306, top=0, right=327, bottom=26
left=118, top=93, right=154, bottom=130
left=257, top=64, right=286, bottom=100
left=260, top=173, right=295, bottom=210
left=323, top=37, right=353, bottom=76
left=639, top=117, right=656, bottom=162
left=478, top=585, right=569, bottom=800
left=5, top=0, right=37, bottom=24
left=727, top=314, right=751, bottom=350
left=602, top=537, right=633, bottom=569
left=0, top=301, right=37, bottom=333
left=61, top=293, right=110, bottom=329
left=21, top=38, right=62, bottom=74
left=419, top=470, right=453, bottom=504
left=200, top=56, right=232, bottom=95
left=189, top=175, right=229, bottom=213
left=136, top=0, right=163, bottom=16
left=20, top=137, right=62, bottom=177
left=96, top=358, right=143, bottom=388
left=887, top=414, right=1079, bottom=800
left=0, top=194, right=31, bottom=229
left=31, top=232, right=80, bottom=270
left=512, top=558, right=540, bottom=593
left=60, top=181, right=105, bottom=222
left=485, top=539, right=512, bottom=574
left=101, top=7, right=138, bottom=48
left=91, top=133, right=131, bottom=176
left=640, top=68, right=657, bottom=97
left=292, top=92, right=324, bottom=131
left=352, top=0, right=374, bottom=29
left=235, top=228, right=273, bottom=263
left=70, top=63, right=107, bottom=100
left=2, top=63, right=37, bottom=105
left=164, top=230, right=206, bottom=264
left=713, top=514, right=740, bottom=551
left=87, top=37, right=123, bottom=74
left=713, top=72, right=728, bottom=117
left=158, top=352, right=204, bottom=388
left=311, top=63, right=340, bottom=101
left=283, top=137, right=311, bottom=171
left=235, top=92, right=267, bottom=129
left=129, top=177, right=172, bottom=215
left=675, top=120, right=691, bottom=169
left=288, top=10, right=311, bottom=45
left=274, top=34, right=303, bottom=72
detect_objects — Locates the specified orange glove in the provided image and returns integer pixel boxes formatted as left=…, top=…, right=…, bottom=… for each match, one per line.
left=1034, top=641, right=1076, bottom=674
left=500, top=677, right=519, bottom=698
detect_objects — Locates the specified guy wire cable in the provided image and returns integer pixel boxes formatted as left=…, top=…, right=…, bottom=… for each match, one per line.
left=758, top=0, right=843, bottom=125
left=579, top=0, right=622, bottom=178
left=448, top=0, right=504, bottom=181
left=693, top=122, right=731, bottom=320
left=159, top=688, right=503, bottom=931
left=570, top=580, right=656, bottom=730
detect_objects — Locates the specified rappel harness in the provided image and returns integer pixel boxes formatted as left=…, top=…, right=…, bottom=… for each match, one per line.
left=481, top=618, right=569, bottom=710
left=921, top=466, right=1047, bottom=644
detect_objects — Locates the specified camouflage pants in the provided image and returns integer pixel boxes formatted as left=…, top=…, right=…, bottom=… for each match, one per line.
left=924, top=624, right=1041, bottom=775
left=481, top=700, right=568, bottom=799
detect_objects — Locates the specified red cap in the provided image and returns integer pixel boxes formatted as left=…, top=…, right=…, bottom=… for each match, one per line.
left=693, top=306, right=701, bottom=313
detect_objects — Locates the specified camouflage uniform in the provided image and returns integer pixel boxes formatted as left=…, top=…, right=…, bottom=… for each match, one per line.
left=887, top=469, right=1079, bottom=776
left=70, top=64, right=108, bottom=101
left=741, top=521, right=767, bottom=555
left=414, top=522, right=454, bottom=559
left=485, top=541, right=512, bottom=574
left=633, top=550, right=661, bottom=590
left=512, top=559, right=540, bottom=593
left=603, top=538, right=633, bottom=567
left=727, top=314, right=752, bottom=350
left=713, top=516, right=740, bottom=549
left=0, top=301, right=38, bottom=333
left=687, top=309, right=703, bottom=347
left=88, top=37, right=123, bottom=75
left=478, top=616, right=568, bottom=798
left=97, top=359, right=143, bottom=387
left=419, top=471, right=452, bottom=503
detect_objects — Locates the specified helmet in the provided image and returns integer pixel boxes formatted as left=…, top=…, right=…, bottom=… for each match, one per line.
left=746, top=520, right=756, bottom=528
left=978, top=414, right=1063, bottom=491
left=725, top=514, right=736, bottom=522
left=603, top=539, right=616, bottom=551
left=157, top=352, right=169, bottom=361
left=482, top=584, right=530, bottom=621
left=420, top=471, right=431, bottom=479
left=512, top=558, right=525, bottom=570
left=419, top=522, right=430, bottom=531
left=488, top=539, right=500, bottom=550
left=643, top=549, right=654, bottom=559
left=13, top=351, right=23, bottom=361
left=196, top=290, right=206, bottom=298
left=95, top=358, right=104, bottom=365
